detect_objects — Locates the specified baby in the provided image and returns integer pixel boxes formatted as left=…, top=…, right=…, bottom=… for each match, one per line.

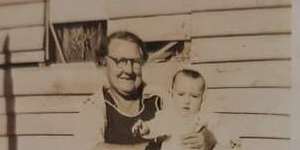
left=132, top=69, right=212, bottom=150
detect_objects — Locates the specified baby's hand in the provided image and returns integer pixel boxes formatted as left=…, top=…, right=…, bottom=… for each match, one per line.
left=132, top=119, right=150, bottom=137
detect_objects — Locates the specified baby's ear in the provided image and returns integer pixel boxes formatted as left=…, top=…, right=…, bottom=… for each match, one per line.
left=200, top=90, right=207, bottom=111
left=168, top=88, right=173, bottom=98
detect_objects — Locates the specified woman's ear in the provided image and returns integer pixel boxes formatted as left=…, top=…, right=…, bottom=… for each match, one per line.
left=102, top=56, right=107, bottom=66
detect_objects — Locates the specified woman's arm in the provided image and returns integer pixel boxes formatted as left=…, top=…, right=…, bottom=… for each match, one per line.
left=180, top=127, right=217, bottom=150
left=75, top=94, right=107, bottom=150
left=93, top=142, right=148, bottom=150
left=179, top=113, right=217, bottom=150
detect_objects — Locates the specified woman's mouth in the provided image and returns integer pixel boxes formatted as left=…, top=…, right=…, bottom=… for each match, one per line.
left=119, top=73, right=136, bottom=81
left=120, top=76, right=132, bottom=80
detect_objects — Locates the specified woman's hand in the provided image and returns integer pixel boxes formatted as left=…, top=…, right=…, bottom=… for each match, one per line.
left=180, top=127, right=216, bottom=150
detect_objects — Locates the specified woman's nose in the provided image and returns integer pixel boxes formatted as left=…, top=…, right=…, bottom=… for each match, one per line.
left=122, top=61, right=134, bottom=73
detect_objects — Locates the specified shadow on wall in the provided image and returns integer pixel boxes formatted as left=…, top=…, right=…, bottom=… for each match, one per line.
left=3, top=35, right=17, bottom=150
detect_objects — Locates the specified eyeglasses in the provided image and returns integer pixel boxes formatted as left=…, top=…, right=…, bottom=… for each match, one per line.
left=107, top=55, right=143, bottom=69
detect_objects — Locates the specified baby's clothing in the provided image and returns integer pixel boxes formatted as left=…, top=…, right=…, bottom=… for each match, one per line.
left=145, top=105, right=238, bottom=150
left=145, top=105, right=207, bottom=150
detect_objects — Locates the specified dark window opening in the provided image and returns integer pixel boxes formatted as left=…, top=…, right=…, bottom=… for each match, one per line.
left=145, top=41, right=189, bottom=62
left=49, top=20, right=107, bottom=64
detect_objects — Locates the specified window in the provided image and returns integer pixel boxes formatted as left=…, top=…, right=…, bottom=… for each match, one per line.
left=49, top=21, right=107, bottom=64
left=145, top=41, right=190, bottom=63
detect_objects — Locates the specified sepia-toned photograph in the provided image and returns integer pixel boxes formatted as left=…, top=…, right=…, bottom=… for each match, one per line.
left=0, top=0, right=294, bottom=150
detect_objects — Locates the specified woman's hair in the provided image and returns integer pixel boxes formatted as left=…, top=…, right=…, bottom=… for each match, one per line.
left=103, top=31, right=148, bottom=61
left=171, top=69, right=206, bottom=91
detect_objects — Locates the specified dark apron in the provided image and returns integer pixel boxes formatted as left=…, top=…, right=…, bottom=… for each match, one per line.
left=103, top=88, right=161, bottom=145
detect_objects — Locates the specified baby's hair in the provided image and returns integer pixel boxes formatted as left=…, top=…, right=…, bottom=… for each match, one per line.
left=171, top=69, right=206, bottom=91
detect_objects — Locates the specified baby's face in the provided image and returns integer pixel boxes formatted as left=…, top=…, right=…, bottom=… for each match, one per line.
left=172, top=73, right=204, bottom=117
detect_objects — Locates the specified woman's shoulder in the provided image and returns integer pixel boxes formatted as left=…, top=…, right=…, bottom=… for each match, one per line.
left=81, top=85, right=107, bottom=106
left=75, top=87, right=107, bottom=146
left=78, top=87, right=107, bottom=124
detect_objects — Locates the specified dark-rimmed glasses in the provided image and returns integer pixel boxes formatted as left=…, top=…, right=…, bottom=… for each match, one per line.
left=107, top=55, right=143, bottom=69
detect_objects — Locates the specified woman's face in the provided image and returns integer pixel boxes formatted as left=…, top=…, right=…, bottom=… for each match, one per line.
left=106, top=39, right=143, bottom=97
